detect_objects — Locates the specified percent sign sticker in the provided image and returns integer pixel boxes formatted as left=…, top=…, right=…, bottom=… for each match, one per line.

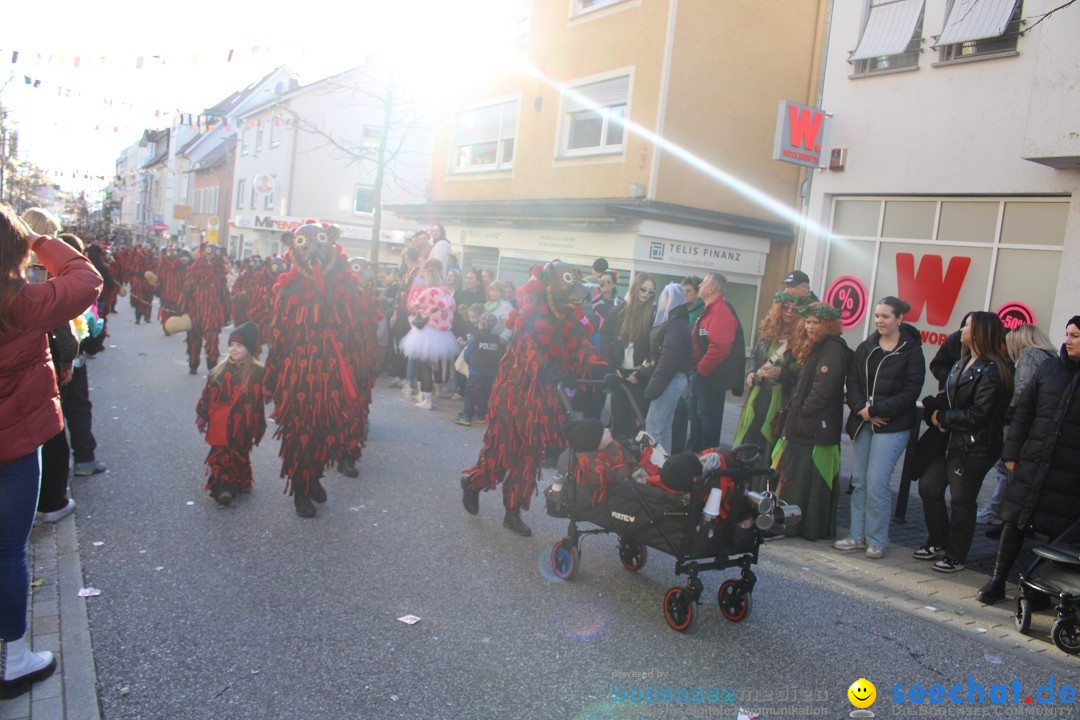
left=824, top=275, right=867, bottom=330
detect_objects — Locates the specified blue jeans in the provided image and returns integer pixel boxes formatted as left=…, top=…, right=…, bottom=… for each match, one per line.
left=981, top=459, right=1010, bottom=517
left=0, top=449, right=42, bottom=641
left=847, top=428, right=908, bottom=548
left=688, top=373, right=726, bottom=452
left=645, top=372, right=688, bottom=454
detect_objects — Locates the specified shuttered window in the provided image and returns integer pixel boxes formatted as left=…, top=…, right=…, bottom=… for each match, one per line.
left=561, top=74, right=630, bottom=156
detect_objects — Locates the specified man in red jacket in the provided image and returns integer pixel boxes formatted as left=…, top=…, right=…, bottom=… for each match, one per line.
left=689, top=272, right=737, bottom=451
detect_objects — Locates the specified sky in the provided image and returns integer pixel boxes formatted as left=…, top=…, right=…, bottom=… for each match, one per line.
left=0, top=0, right=525, bottom=198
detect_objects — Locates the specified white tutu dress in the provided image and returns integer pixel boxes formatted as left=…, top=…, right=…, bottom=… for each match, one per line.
left=400, top=285, right=460, bottom=363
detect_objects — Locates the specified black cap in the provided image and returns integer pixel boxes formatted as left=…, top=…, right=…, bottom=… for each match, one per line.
left=592, top=257, right=609, bottom=274
left=784, top=269, right=810, bottom=286
left=659, top=452, right=703, bottom=493
left=228, top=322, right=260, bottom=358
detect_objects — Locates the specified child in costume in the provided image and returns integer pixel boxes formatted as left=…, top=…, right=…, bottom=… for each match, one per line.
left=454, top=312, right=505, bottom=426
left=195, top=322, right=267, bottom=505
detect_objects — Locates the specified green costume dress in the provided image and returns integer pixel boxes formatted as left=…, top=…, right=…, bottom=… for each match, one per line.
left=734, top=337, right=798, bottom=483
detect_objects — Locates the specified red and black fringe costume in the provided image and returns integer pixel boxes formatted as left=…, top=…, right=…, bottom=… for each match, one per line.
left=229, top=259, right=259, bottom=326
left=156, top=252, right=187, bottom=327
left=462, top=272, right=605, bottom=511
left=346, top=268, right=382, bottom=447
left=246, top=260, right=286, bottom=339
left=127, top=245, right=157, bottom=323
left=196, top=362, right=267, bottom=495
left=572, top=442, right=638, bottom=506
left=263, top=246, right=365, bottom=496
left=180, top=247, right=231, bottom=370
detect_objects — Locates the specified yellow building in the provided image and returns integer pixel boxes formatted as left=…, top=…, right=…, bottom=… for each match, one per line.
left=391, top=0, right=828, bottom=329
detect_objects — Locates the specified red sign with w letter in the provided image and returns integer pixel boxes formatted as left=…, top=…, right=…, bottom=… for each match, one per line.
left=773, top=100, right=827, bottom=168
left=895, top=253, right=971, bottom=326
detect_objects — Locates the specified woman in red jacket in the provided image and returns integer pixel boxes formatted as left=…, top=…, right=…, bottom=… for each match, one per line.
left=0, top=204, right=102, bottom=699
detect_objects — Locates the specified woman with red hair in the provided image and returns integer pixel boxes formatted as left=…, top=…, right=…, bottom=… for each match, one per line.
left=772, top=302, right=852, bottom=541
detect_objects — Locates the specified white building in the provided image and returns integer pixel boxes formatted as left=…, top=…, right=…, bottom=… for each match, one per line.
left=801, top=0, right=1080, bottom=390
left=228, top=64, right=433, bottom=261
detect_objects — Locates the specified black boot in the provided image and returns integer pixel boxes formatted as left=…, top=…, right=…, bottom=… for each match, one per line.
left=977, top=523, right=1024, bottom=605
left=309, top=477, right=328, bottom=504
left=188, top=365, right=198, bottom=375
left=336, top=457, right=359, bottom=479
left=293, top=491, right=316, bottom=518
left=461, top=477, right=479, bottom=515
left=502, top=507, right=532, bottom=537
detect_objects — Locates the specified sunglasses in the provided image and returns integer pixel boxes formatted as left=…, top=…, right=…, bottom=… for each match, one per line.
left=640, top=288, right=656, bottom=297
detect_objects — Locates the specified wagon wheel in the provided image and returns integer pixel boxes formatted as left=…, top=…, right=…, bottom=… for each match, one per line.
left=1052, top=617, right=1080, bottom=655
left=618, top=540, right=647, bottom=571
left=718, top=579, right=752, bottom=622
left=663, top=587, right=694, bottom=632
left=550, top=540, right=580, bottom=581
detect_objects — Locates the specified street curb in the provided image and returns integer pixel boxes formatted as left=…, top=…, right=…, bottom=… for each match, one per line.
left=762, top=541, right=1079, bottom=676
left=56, top=519, right=101, bottom=720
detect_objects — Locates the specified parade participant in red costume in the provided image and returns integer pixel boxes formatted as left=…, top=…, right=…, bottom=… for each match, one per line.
left=461, top=261, right=606, bottom=536
left=195, top=322, right=267, bottom=505
left=155, top=247, right=189, bottom=333
left=263, top=221, right=365, bottom=518
left=334, top=256, right=381, bottom=478
left=247, top=256, right=289, bottom=338
left=178, top=243, right=231, bottom=374
left=229, top=256, right=262, bottom=326
left=126, top=244, right=156, bottom=325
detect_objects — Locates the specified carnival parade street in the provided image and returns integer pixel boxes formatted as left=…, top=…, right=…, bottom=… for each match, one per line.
left=8, top=307, right=1075, bottom=720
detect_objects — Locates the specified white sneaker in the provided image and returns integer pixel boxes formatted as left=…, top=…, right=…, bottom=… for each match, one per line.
left=387, top=378, right=404, bottom=389
left=400, top=384, right=416, bottom=400
left=864, top=545, right=886, bottom=559
left=832, top=537, right=867, bottom=552
left=1, top=637, right=56, bottom=699
left=39, top=498, right=76, bottom=523
left=414, top=392, right=433, bottom=410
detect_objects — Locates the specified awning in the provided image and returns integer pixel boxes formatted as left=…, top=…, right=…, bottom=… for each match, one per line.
left=936, top=0, right=1019, bottom=45
left=851, top=0, right=925, bottom=60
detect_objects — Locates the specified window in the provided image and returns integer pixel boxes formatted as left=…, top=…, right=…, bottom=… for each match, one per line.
left=573, top=0, right=627, bottom=17
left=236, top=179, right=245, bottom=209
left=264, top=183, right=274, bottom=210
left=560, top=74, right=629, bottom=156
left=354, top=186, right=376, bottom=214
left=255, top=121, right=264, bottom=152
left=451, top=100, right=518, bottom=171
left=936, top=0, right=1022, bottom=62
left=850, top=0, right=925, bottom=74
left=269, top=118, right=280, bottom=148
left=361, top=126, right=381, bottom=154
left=250, top=185, right=256, bottom=209
left=240, top=128, right=249, bottom=155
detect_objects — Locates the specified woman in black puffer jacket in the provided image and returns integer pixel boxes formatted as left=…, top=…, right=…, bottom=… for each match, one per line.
left=643, top=283, right=692, bottom=454
left=917, top=312, right=1013, bottom=574
left=977, top=317, right=1080, bottom=604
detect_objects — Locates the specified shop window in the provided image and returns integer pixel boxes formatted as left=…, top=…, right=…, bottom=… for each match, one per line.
left=938, top=202, right=998, bottom=242
left=1000, top=202, right=1068, bottom=246
left=850, top=0, right=925, bottom=75
left=255, top=122, right=264, bottom=152
left=833, top=200, right=881, bottom=236
left=882, top=200, right=936, bottom=240
left=361, top=126, right=382, bottom=154
left=240, top=128, right=249, bottom=155
left=935, top=0, right=1022, bottom=63
left=451, top=99, right=518, bottom=172
left=354, top=186, right=376, bottom=215
left=560, top=73, right=630, bottom=157
left=990, top=248, right=1058, bottom=328
left=264, top=187, right=274, bottom=210
left=573, top=0, right=629, bottom=17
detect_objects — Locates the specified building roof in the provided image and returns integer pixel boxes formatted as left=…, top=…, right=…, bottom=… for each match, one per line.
left=192, top=136, right=235, bottom=173
left=141, top=148, right=169, bottom=169
left=385, top=198, right=794, bottom=242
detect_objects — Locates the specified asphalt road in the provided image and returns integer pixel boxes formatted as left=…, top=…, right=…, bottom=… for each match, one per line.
left=72, top=309, right=1079, bottom=720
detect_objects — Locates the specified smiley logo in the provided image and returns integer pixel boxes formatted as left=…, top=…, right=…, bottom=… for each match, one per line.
left=847, top=678, right=876, bottom=709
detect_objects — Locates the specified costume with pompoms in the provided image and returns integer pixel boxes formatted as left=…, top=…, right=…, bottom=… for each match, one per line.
left=179, top=243, right=231, bottom=371
left=246, top=256, right=288, bottom=338
left=263, top=222, right=365, bottom=517
left=155, top=247, right=189, bottom=330
left=229, top=256, right=261, bottom=326
left=127, top=244, right=156, bottom=324
left=461, top=261, right=606, bottom=535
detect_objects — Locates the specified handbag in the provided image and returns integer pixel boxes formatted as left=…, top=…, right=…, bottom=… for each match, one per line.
left=411, top=315, right=429, bottom=330
left=454, top=347, right=469, bottom=378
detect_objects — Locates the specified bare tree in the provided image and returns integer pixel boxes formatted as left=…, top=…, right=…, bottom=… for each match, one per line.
left=275, top=63, right=433, bottom=266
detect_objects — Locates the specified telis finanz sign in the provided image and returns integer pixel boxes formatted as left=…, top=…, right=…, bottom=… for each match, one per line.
left=773, top=100, right=828, bottom=169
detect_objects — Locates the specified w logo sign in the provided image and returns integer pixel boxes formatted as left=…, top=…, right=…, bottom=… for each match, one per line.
left=895, top=253, right=971, bottom=326
left=773, top=100, right=827, bottom=168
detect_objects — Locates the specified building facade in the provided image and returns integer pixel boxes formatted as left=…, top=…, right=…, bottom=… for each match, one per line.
left=392, top=0, right=829, bottom=334
left=800, top=0, right=1080, bottom=395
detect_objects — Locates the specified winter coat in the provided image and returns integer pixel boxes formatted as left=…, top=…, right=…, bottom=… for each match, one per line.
left=465, top=329, right=505, bottom=377
left=782, top=335, right=852, bottom=446
left=409, top=286, right=457, bottom=331
left=691, top=296, right=736, bottom=379
left=1000, top=348, right=1080, bottom=538
left=0, top=236, right=102, bottom=466
left=929, top=330, right=962, bottom=391
left=924, top=356, right=1008, bottom=459
left=845, top=323, right=926, bottom=438
left=1007, top=346, right=1055, bottom=423
left=601, top=302, right=653, bottom=370
left=644, top=303, right=692, bottom=401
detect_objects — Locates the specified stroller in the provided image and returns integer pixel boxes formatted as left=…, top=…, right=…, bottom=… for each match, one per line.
left=544, top=376, right=801, bottom=632
left=1014, top=518, right=1080, bottom=655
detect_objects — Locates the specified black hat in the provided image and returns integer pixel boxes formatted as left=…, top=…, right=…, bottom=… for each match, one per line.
left=784, top=270, right=810, bottom=286
left=592, top=258, right=609, bottom=274
left=228, top=322, right=260, bottom=357
left=659, top=452, right=703, bottom=493
left=567, top=418, right=605, bottom=453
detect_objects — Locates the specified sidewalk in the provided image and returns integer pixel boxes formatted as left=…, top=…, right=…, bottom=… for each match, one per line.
left=1, top=518, right=100, bottom=720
